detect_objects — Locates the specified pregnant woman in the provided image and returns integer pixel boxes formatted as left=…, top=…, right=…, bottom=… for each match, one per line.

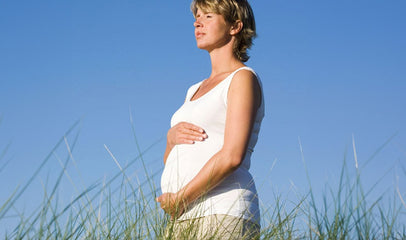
left=157, top=0, right=264, bottom=238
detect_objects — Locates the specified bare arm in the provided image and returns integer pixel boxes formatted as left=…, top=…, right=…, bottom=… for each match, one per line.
left=157, top=70, right=261, bottom=217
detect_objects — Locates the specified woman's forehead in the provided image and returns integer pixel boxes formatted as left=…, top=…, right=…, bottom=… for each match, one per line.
left=194, top=3, right=219, bottom=15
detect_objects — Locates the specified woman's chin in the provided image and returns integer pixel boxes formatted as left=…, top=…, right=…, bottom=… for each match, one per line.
left=196, top=41, right=211, bottom=51
left=196, top=44, right=206, bottom=50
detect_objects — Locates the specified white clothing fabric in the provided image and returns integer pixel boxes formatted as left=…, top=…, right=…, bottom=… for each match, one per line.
left=166, top=214, right=260, bottom=239
left=160, top=67, right=264, bottom=223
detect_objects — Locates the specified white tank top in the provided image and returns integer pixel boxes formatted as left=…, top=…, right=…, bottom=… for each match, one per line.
left=160, top=67, right=264, bottom=223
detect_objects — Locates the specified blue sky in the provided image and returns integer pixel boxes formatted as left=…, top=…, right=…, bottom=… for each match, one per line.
left=1, top=0, right=405, bottom=231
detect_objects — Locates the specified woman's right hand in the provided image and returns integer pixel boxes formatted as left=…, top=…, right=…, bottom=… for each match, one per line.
left=167, top=122, right=208, bottom=147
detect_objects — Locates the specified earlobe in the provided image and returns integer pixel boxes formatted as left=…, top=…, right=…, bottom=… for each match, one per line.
left=230, top=20, right=243, bottom=35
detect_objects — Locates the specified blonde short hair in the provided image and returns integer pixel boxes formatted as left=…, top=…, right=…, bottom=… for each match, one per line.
left=191, top=0, right=256, bottom=62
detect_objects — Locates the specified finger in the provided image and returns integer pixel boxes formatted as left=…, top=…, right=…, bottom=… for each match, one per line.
left=178, top=137, right=194, bottom=144
left=156, top=194, right=167, bottom=203
left=180, top=128, right=207, bottom=139
left=188, top=127, right=208, bottom=138
left=179, top=134, right=200, bottom=142
left=177, top=123, right=207, bottom=140
left=181, top=122, right=205, bottom=133
left=186, top=134, right=207, bottom=142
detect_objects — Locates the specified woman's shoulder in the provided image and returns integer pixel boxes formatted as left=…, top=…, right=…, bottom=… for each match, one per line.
left=225, top=66, right=263, bottom=109
left=226, top=66, right=260, bottom=90
left=232, top=66, right=258, bottom=77
left=230, top=68, right=259, bottom=93
left=224, top=66, right=259, bottom=89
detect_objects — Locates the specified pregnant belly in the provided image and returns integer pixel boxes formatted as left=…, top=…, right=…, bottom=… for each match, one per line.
left=161, top=139, right=221, bottom=193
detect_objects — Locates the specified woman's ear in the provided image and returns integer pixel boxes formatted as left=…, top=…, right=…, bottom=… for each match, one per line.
left=230, top=20, right=243, bottom=36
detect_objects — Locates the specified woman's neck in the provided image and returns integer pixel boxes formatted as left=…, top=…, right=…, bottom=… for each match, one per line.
left=208, top=45, right=244, bottom=79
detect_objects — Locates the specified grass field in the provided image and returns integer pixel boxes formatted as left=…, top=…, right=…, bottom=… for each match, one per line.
left=1, top=122, right=405, bottom=239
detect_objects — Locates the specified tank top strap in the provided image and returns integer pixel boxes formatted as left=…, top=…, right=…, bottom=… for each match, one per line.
left=221, top=66, right=258, bottom=105
left=229, top=66, right=257, bottom=79
left=185, top=80, right=203, bottom=102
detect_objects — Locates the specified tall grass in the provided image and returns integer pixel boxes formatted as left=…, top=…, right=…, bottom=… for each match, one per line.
left=0, top=121, right=405, bottom=239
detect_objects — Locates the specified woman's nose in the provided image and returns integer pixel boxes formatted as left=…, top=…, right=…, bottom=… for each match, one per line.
left=194, top=20, right=201, bottom=28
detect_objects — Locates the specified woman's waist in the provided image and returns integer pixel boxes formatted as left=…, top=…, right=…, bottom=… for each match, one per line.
left=161, top=160, right=255, bottom=193
left=180, top=178, right=259, bottom=221
left=213, top=168, right=256, bottom=192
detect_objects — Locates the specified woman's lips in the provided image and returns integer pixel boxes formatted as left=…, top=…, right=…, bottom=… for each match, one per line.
left=195, top=32, right=205, bottom=38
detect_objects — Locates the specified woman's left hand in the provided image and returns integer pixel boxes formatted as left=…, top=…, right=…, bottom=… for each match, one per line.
left=156, top=192, right=186, bottom=219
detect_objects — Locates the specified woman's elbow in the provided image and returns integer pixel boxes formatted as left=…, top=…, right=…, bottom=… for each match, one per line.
left=217, top=147, right=246, bottom=171
left=226, top=152, right=244, bottom=171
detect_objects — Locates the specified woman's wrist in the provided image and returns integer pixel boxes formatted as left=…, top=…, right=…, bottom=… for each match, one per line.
left=176, top=187, right=191, bottom=207
left=166, top=140, right=175, bottom=151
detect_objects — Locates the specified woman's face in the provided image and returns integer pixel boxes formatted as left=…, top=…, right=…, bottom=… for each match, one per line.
left=193, top=8, right=232, bottom=52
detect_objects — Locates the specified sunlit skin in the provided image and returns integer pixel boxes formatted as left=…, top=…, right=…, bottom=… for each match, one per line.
left=194, top=9, right=232, bottom=52
left=156, top=8, right=261, bottom=219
